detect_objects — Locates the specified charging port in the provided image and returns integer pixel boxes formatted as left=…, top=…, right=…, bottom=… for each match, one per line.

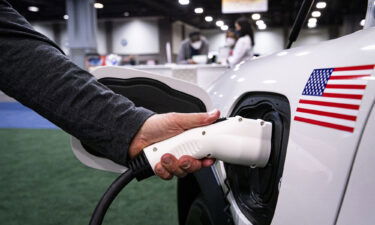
left=225, top=93, right=291, bottom=225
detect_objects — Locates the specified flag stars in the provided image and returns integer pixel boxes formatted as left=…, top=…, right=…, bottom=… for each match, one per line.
left=302, top=68, right=334, bottom=96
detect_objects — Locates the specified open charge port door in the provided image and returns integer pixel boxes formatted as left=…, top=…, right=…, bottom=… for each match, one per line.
left=225, top=93, right=291, bottom=225
left=71, top=66, right=212, bottom=174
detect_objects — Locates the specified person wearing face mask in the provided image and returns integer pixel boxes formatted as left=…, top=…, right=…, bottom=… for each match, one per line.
left=217, top=30, right=238, bottom=64
left=177, top=31, right=209, bottom=64
left=227, top=17, right=255, bottom=67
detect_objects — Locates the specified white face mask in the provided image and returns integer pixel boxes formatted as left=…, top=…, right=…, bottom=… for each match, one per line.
left=191, top=41, right=202, bottom=50
left=225, top=37, right=236, bottom=47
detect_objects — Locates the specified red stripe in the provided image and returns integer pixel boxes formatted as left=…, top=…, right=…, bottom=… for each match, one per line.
left=329, top=75, right=370, bottom=80
left=294, top=116, right=354, bottom=132
left=299, top=99, right=360, bottom=110
left=323, top=93, right=363, bottom=99
left=333, top=65, right=374, bottom=71
left=296, top=108, right=357, bottom=121
left=325, top=84, right=366, bottom=89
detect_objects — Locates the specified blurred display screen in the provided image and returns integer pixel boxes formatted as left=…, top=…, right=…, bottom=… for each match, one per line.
left=222, top=0, right=268, bottom=13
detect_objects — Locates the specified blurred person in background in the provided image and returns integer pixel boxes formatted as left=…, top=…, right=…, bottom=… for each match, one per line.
left=217, top=29, right=238, bottom=64
left=177, top=31, right=209, bottom=64
left=227, top=17, right=255, bottom=67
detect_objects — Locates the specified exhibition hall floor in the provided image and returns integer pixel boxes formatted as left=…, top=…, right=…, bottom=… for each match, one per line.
left=0, top=101, right=178, bottom=225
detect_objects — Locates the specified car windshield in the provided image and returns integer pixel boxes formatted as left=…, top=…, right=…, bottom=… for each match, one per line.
left=365, top=0, right=375, bottom=28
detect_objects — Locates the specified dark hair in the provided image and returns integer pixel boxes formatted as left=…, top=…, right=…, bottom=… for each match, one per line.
left=235, top=17, right=255, bottom=46
left=189, top=31, right=201, bottom=38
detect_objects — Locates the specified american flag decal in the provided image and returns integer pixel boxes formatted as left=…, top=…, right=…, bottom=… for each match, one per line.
left=294, top=64, right=374, bottom=133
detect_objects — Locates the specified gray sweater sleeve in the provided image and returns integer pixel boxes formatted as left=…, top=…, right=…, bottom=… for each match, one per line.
left=177, top=40, right=190, bottom=64
left=0, top=0, right=155, bottom=165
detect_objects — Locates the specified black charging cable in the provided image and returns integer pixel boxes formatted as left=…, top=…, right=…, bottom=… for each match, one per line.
left=88, top=118, right=228, bottom=225
left=88, top=152, right=154, bottom=225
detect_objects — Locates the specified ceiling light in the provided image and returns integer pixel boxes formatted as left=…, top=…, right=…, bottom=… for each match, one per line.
left=258, top=23, right=267, bottom=30
left=221, top=25, right=228, bottom=31
left=216, top=20, right=224, bottom=27
left=124, top=12, right=130, bottom=17
left=194, top=7, right=204, bottom=14
left=308, top=22, right=317, bottom=28
left=312, top=11, right=321, bottom=17
left=28, top=6, right=39, bottom=12
left=308, top=18, right=317, bottom=23
left=178, top=0, right=189, bottom=5
left=252, top=13, right=261, bottom=20
left=316, top=2, right=327, bottom=9
left=94, top=3, right=104, bottom=9
left=255, top=20, right=265, bottom=26
left=360, top=19, right=366, bottom=26
left=205, top=16, right=213, bottom=22
left=63, top=14, right=69, bottom=20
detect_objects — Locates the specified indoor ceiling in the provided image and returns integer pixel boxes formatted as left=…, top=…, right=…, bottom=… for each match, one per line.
left=8, top=0, right=368, bottom=29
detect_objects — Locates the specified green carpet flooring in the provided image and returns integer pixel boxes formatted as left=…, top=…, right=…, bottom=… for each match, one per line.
left=0, top=129, right=178, bottom=225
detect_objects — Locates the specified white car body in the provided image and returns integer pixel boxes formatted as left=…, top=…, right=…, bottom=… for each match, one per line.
left=210, top=27, right=375, bottom=225
left=71, top=4, right=375, bottom=224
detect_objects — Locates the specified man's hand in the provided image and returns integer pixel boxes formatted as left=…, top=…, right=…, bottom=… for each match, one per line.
left=129, top=109, right=220, bottom=180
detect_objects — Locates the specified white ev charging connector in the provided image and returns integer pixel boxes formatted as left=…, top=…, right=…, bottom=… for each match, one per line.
left=87, top=116, right=273, bottom=225
left=144, top=116, right=272, bottom=171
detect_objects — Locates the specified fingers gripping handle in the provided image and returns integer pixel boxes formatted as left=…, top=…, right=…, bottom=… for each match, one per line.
left=143, top=116, right=273, bottom=172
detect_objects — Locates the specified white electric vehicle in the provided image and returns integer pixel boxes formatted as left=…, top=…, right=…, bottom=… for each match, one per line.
left=71, top=1, right=375, bottom=225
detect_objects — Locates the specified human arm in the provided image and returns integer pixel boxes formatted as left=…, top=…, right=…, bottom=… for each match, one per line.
left=177, top=40, right=191, bottom=64
left=0, top=1, right=218, bottom=178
